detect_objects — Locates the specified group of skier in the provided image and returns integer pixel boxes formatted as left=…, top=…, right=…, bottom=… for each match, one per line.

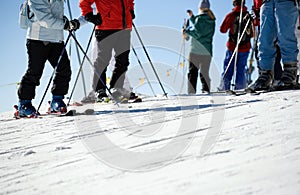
left=184, top=0, right=299, bottom=94
left=16, top=0, right=299, bottom=118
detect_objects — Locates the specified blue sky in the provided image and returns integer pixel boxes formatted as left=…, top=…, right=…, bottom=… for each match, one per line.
left=0, top=0, right=255, bottom=112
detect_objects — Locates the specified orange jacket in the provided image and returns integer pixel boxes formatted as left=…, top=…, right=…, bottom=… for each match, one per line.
left=79, top=0, right=134, bottom=30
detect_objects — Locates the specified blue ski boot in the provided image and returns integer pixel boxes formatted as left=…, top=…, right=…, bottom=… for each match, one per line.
left=50, top=95, right=67, bottom=113
left=18, top=100, right=37, bottom=117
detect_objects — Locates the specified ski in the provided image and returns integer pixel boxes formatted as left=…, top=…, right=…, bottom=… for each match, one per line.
left=46, top=109, right=76, bottom=117
left=210, top=90, right=247, bottom=96
left=245, top=84, right=300, bottom=95
left=118, top=97, right=142, bottom=104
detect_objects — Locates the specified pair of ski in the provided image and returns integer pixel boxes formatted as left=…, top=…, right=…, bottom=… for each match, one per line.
left=13, top=105, right=76, bottom=119
left=72, top=96, right=142, bottom=106
left=216, top=84, right=300, bottom=96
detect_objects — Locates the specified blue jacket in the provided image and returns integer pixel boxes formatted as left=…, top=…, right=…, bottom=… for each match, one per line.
left=26, top=0, right=65, bottom=43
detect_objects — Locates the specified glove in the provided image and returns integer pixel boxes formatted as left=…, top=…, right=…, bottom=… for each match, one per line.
left=85, top=12, right=102, bottom=25
left=249, top=9, right=256, bottom=20
left=63, top=16, right=70, bottom=30
left=130, top=10, right=135, bottom=20
left=187, top=10, right=193, bottom=17
left=69, top=19, right=80, bottom=31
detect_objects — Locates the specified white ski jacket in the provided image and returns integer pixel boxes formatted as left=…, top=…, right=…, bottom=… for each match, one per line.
left=26, top=0, right=65, bottom=43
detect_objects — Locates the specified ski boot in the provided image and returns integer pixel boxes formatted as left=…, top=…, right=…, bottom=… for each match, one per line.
left=81, top=90, right=96, bottom=104
left=16, top=100, right=37, bottom=118
left=50, top=95, right=67, bottom=113
left=247, top=70, right=273, bottom=92
left=275, top=63, right=298, bottom=90
left=95, top=89, right=109, bottom=103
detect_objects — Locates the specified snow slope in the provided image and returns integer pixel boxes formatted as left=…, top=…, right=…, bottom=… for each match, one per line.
left=1, top=91, right=300, bottom=195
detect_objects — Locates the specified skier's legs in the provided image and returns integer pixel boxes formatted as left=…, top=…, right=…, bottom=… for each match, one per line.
left=18, top=40, right=49, bottom=100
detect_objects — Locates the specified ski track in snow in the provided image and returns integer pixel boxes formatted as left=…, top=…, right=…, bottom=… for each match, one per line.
left=0, top=91, right=300, bottom=194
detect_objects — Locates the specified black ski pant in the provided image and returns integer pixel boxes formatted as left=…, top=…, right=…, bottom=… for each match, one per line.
left=18, top=39, right=71, bottom=100
left=93, top=29, right=131, bottom=92
left=188, top=53, right=211, bottom=94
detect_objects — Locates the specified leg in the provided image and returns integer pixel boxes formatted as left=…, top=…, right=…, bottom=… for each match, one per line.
left=235, top=52, right=249, bottom=90
left=221, top=50, right=235, bottom=90
left=199, top=55, right=211, bottom=93
left=18, top=40, right=48, bottom=100
left=275, top=0, right=298, bottom=65
left=258, top=0, right=277, bottom=71
left=275, top=0, right=298, bottom=86
left=48, top=42, right=71, bottom=96
left=188, top=53, right=200, bottom=94
left=93, top=30, right=116, bottom=91
left=273, top=43, right=282, bottom=81
left=110, top=30, right=131, bottom=89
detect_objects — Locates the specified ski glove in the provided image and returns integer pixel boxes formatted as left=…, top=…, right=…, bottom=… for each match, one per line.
left=85, top=12, right=102, bottom=25
left=63, top=16, right=70, bottom=30
left=130, top=10, right=135, bottom=20
left=69, top=19, right=80, bottom=31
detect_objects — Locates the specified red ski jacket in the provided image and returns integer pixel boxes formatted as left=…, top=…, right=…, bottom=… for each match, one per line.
left=79, top=0, right=134, bottom=30
left=220, top=6, right=253, bottom=52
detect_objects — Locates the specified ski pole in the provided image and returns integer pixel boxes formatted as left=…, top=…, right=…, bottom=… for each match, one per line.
left=68, top=32, right=119, bottom=105
left=131, top=45, right=156, bottom=97
left=132, top=23, right=168, bottom=97
left=67, top=26, right=96, bottom=106
left=66, top=0, right=87, bottom=97
left=37, top=32, right=72, bottom=113
left=231, top=0, right=246, bottom=90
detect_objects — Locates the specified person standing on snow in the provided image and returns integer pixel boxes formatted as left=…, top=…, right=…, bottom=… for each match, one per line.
left=219, top=0, right=253, bottom=91
left=79, top=0, right=136, bottom=103
left=184, top=0, right=216, bottom=94
left=248, top=0, right=299, bottom=91
left=17, top=0, right=80, bottom=117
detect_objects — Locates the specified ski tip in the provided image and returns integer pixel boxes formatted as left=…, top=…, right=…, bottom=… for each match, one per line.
left=64, top=109, right=76, bottom=116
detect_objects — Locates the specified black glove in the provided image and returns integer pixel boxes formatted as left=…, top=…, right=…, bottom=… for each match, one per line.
left=63, top=16, right=70, bottom=30
left=85, top=12, right=102, bottom=25
left=130, top=10, right=135, bottom=20
left=69, top=19, right=80, bottom=31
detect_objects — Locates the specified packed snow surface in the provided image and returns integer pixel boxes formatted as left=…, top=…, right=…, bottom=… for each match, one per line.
left=1, top=91, right=300, bottom=195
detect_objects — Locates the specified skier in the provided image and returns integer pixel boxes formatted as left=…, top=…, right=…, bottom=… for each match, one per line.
left=249, top=0, right=299, bottom=91
left=17, top=0, right=80, bottom=117
left=219, top=0, right=253, bottom=91
left=183, top=0, right=216, bottom=94
left=79, top=0, right=136, bottom=102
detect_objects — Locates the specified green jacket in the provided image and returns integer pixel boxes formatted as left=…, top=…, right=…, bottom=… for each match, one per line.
left=186, top=12, right=215, bottom=56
